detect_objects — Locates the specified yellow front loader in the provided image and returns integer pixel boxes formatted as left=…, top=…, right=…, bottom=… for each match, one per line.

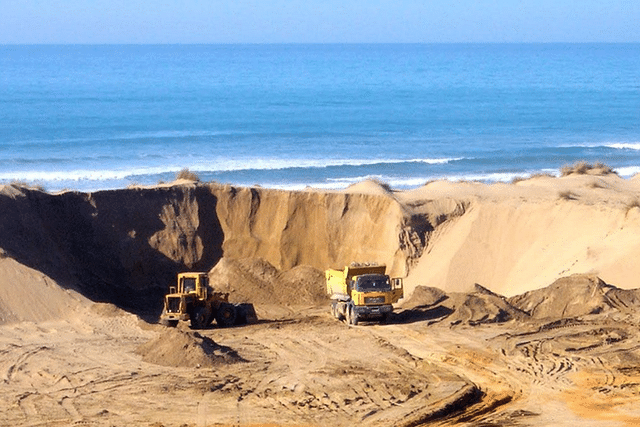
left=160, top=272, right=257, bottom=329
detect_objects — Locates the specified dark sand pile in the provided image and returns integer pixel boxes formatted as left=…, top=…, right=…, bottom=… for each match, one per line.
left=136, top=328, right=243, bottom=368
left=446, top=286, right=529, bottom=325
left=399, top=278, right=640, bottom=326
left=401, top=285, right=448, bottom=308
left=507, top=274, right=640, bottom=319
left=399, top=284, right=529, bottom=325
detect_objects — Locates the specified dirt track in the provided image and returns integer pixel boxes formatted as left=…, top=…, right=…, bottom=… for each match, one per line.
left=2, top=301, right=640, bottom=427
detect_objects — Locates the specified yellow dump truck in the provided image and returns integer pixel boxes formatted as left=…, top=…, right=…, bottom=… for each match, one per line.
left=160, top=272, right=257, bottom=329
left=326, top=264, right=403, bottom=325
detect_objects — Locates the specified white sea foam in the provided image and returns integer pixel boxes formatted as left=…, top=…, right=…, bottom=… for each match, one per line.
left=563, top=142, right=640, bottom=151
left=0, top=157, right=463, bottom=183
left=194, top=156, right=463, bottom=172
left=0, top=166, right=183, bottom=182
left=426, top=171, right=548, bottom=183
left=615, top=166, right=640, bottom=177
left=606, top=143, right=640, bottom=151
left=279, top=170, right=548, bottom=191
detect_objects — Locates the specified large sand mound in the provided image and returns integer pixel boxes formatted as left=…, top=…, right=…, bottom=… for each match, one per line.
left=208, top=257, right=327, bottom=305
left=0, top=256, right=89, bottom=324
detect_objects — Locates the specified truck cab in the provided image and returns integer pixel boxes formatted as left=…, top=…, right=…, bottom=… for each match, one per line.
left=326, top=264, right=403, bottom=325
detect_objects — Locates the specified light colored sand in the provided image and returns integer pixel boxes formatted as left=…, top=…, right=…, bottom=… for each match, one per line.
left=397, top=174, right=640, bottom=296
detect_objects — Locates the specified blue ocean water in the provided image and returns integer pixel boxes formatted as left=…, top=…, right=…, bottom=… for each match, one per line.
left=1, top=44, right=639, bottom=192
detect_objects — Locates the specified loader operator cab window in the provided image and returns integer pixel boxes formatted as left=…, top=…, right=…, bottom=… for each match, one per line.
left=356, top=275, right=391, bottom=292
left=183, top=277, right=196, bottom=293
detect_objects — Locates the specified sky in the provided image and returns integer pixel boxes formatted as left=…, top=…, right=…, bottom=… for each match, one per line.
left=1, top=0, right=639, bottom=44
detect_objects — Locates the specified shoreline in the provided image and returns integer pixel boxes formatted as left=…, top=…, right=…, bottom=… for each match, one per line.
left=4, top=161, right=640, bottom=195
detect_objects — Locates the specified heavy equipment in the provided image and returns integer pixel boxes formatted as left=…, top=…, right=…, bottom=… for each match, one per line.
left=326, top=263, right=403, bottom=325
left=159, top=272, right=257, bottom=328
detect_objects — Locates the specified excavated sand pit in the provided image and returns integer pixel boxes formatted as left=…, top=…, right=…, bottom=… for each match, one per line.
left=3, top=177, right=640, bottom=425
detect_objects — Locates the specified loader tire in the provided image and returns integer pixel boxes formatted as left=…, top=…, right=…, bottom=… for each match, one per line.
left=216, top=303, right=237, bottom=327
left=190, top=306, right=209, bottom=329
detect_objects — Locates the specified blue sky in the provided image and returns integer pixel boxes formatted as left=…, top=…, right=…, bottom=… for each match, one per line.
left=1, top=0, right=639, bottom=44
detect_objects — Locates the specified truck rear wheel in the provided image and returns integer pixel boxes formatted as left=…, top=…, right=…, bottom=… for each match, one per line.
left=331, top=302, right=339, bottom=319
left=216, top=303, right=237, bottom=327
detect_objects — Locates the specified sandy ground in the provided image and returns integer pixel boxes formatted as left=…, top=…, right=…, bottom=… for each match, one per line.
left=2, top=168, right=640, bottom=426
left=2, top=296, right=640, bottom=427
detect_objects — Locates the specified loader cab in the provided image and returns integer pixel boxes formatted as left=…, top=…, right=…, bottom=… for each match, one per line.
left=183, top=277, right=197, bottom=293
left=171, top=272, right=209, bottom=300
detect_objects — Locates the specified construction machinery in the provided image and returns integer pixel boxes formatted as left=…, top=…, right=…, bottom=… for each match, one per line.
left=160, top=272, right=257, bottom=329
left=326, top=263, right=403, bottom=325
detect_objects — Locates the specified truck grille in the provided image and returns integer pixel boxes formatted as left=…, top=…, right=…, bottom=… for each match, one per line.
left=364, top=297, right=385, bottom=304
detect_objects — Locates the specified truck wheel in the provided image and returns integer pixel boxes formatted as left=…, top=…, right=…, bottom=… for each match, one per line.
left=190, top=306, right=209, bottom=329
left=351, top=306, right=359, bottom=325
left=347, top=305, right=359, bottom=326
left=216, top=303, right=237, bottom=327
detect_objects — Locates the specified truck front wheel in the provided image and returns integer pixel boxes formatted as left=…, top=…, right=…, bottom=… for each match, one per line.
left=347, top=305, right=359, bottom=326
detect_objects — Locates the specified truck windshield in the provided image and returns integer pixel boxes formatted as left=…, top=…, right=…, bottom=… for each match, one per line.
left=356, top=275, right=391, bottom=292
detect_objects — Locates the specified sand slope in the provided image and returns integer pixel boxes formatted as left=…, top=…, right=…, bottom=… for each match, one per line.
left=401, top=174, right=640, bottom=296
left=2, top=174, right=640, bottom=320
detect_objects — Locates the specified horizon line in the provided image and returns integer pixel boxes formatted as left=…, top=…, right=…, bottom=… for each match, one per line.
left=2, top=41, right=639, bottom=47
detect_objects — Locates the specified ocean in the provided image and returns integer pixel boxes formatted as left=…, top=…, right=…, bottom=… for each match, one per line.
left=1, top=43, right=639, bottom=192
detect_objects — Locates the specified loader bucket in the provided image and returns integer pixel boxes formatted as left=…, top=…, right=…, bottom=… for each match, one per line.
left=235, top=303, right=258, bottom=325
